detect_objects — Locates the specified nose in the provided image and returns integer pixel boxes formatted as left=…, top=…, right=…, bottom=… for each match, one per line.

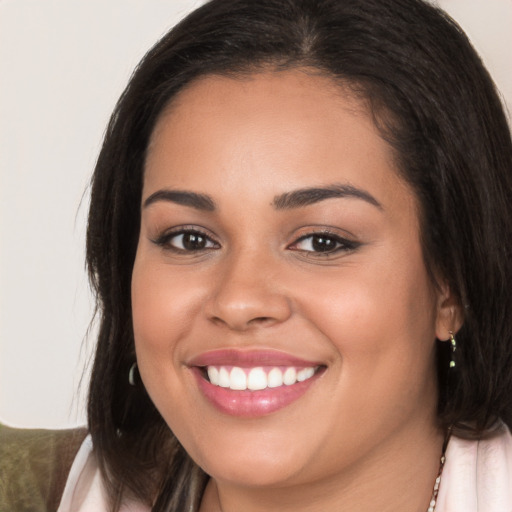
left=204, top=250, right=292, bottom=331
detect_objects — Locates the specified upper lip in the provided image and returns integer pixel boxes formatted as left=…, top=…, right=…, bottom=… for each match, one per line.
left=188, top=349, right=323, bottom=368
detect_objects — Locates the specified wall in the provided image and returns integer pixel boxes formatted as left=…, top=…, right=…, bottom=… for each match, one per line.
left=0, top=0, right=510, bottom=428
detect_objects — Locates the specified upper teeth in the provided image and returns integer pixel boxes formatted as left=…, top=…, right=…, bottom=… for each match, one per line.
left=206, top=366, right=316, bottom=391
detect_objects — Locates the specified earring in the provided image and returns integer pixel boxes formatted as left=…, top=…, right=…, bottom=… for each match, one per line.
left=448, top=331, right=457, bottom=369
left=128, top=362, right=137, bottom=386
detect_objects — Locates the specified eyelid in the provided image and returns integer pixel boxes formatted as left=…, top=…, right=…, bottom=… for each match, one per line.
left=287, top=228, right=361, bottom=255
left=151, top=225, right=220, bottom=251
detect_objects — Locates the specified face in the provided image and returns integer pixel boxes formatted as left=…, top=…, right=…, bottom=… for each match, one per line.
left=132, top=70, right=449, bottom=489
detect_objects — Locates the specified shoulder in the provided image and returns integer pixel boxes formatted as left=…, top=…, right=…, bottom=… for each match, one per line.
left=0, top=422, right=87, bottom=512
left=438, top=423, right=512, bottom=512
left=57, top=434, right=151, bottom=512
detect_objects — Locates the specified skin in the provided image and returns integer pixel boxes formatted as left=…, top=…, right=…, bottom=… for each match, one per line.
left=131, top=69, right=461, bottom=512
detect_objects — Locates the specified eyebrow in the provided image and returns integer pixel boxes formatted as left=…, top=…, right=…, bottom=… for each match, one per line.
left=143, top=183, right=382, bottom=212
left=143, top=189, right=216, bottom=211
left=272, top=184, right=383, bottom=210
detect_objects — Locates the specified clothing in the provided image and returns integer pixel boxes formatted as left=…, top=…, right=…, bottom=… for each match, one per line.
left=57, top=426, right=512, bottom=512
left=436, top=424, right=512, bottom=511
left=0, top=423, right=87, bottom=512
left=57, top=436, right=148, bottom=512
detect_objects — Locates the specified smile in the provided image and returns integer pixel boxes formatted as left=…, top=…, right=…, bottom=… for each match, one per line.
left=206, top=365, right=318, bottom=391
left=188, top=350, right=325, bottom=417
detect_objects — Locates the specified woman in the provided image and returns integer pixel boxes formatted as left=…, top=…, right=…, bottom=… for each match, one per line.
left=59, top=0, right=512, bottom=510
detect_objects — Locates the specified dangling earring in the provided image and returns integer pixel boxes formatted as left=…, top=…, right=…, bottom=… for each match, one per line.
left=129, top=362, right=137, bottom=386
left=448, top=331, right=457, bottom=368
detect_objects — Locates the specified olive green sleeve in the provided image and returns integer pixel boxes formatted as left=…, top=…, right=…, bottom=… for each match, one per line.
left=0, top=423, right=87, bottom=512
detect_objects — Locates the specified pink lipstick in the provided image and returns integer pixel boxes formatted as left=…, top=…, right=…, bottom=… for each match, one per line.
left=188, top=350, right=325, bottom=417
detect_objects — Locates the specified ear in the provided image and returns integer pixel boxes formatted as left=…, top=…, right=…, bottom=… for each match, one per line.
left=434, top=282, right=464, bottom=341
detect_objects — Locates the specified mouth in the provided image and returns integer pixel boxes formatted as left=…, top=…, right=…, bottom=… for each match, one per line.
left=202, top=364, right=320, bottom=391
left=188, top=350, right=326, bottom=417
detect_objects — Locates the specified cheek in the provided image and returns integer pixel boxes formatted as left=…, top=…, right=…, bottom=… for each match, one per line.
left=304, top=265, right=433, bottom=328
left=131, top=256, right=203, bottom=356
left=130, top=254, right=203, bottom=419
left=307, top=282, right=436, bottom=450
left=131, top=255, right=202, bottom=425
left=295, top=246, right=438, bottom=387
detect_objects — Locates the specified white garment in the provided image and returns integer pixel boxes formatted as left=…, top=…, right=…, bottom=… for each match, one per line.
left=437, top=424, right=512, bottom=511
left=58, top=427, right=512, bottom=512
left=57, top=436, right=149, bottom=512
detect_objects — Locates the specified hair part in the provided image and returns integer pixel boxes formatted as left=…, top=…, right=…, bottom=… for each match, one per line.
left=86, top=0, right=512, bottom=509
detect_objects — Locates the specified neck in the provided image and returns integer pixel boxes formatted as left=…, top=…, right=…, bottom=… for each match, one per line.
left=200, top=421, right=445, bottom=512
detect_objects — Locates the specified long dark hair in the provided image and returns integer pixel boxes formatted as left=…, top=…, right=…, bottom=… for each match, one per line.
left=86, top=0, right=512, bottom=510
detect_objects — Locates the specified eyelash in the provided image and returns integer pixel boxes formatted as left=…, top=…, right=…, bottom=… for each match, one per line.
left=288, top=231, right=360, bottom=255
left=151, top=228, right=360, bottom=256
left=152, top=227, right=219, bottom=253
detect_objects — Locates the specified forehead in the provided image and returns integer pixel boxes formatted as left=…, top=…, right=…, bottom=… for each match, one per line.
left=149, top=68, right=378, bottom=165
left=144, top=69, right=411, bottom=213
left=150, top=69, right=369, bottom=147
left=165, top=68, right=358, bottom=114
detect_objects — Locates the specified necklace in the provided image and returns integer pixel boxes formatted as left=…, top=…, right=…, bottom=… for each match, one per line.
left=426, top=431, right=451, bottom=512
left=426, top=453, right=445, bottom=512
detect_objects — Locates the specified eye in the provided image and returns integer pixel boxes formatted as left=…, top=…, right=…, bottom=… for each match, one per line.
left=289, top=232, right=359, bottom=254
left=153, top=228, right=219, bottom=252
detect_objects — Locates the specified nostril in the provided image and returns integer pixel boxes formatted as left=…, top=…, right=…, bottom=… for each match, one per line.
left=210, top=315, right=275, bottom=329
left=248, top=316, right=274, bottom=325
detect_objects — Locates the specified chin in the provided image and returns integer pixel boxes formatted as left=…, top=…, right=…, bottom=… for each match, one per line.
left=181, top=422, right=318, bottom=488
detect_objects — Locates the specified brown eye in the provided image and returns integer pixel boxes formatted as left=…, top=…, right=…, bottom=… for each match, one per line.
left=180, top=232, right=208, bottom=251
left=290, top=233, right=360, bottom=255
left=294, top=234, right=340, bottom=253
left=154, top=229, right=218, bottom=252
left=310, top=235, right=338, bottom=252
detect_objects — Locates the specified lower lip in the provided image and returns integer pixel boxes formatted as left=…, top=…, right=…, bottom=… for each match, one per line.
left=191, top=368, right=323, bottom=418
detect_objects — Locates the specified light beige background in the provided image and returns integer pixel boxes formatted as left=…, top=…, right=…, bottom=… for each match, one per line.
left=1, top=0, right=510, bottom=428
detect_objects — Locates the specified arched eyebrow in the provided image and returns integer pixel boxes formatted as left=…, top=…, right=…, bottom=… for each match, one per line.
left=143, top=183, right=382, bottom=212
left=143, top=189, right=216, bottom=211
left=272, top=184, right=383, bottom=210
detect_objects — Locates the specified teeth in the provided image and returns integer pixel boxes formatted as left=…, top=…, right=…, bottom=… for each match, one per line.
left=207, top=366, right=219, bottom=386
left=297, top=367, right=315, bottom=382
left=283, top=367, right=297, bottom=385
left=267, top=367, right=283, bottom=388
left=230, top=367, right=247, bottom=390
left=205, top=365, right=317, bottom=391
left=218, top=367, right=230, bottom=388
left=247, top=367, right=267, bottom=391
